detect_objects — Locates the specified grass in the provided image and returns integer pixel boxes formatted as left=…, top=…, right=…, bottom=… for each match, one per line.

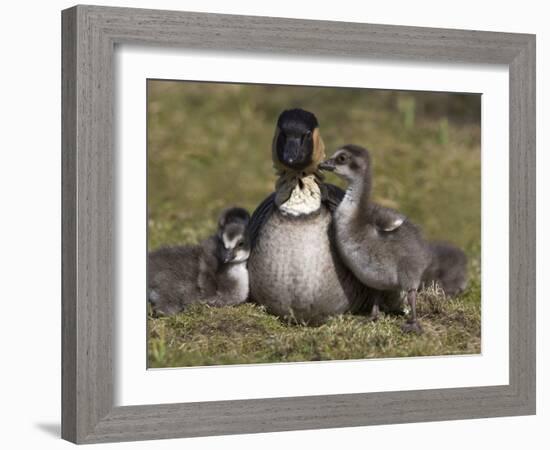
left=147, top=81, right=481, bottom=367
left=148, top=283, right=481, bottom=367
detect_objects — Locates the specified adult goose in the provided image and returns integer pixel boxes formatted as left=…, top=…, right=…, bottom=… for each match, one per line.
left=247, top=109, right=401, bottom=324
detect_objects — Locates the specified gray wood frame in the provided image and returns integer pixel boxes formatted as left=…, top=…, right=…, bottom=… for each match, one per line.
left=62, top=4, right=536, bottom=444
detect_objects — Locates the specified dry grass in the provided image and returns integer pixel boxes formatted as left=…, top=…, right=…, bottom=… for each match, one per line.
left=148, top=282, right=481, bottom=367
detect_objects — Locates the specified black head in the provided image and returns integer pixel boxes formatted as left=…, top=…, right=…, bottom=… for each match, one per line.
left=274, top=109, right=319, bottom=171
left=216, top=207, right=251, bottom=264
left=218, top=207, right=250, bottom=229
left=318, top=144, right=371, bottom=182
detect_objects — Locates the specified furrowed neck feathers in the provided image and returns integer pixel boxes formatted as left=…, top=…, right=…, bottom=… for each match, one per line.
left=342, top=168, right=372, bottom=224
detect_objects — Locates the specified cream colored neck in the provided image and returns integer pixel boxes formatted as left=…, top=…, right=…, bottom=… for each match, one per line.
left=275, top=174, right=322, bottom=216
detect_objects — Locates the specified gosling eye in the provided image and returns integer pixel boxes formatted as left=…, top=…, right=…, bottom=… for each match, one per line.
left=336, top=154, right=348, bottom=164
left=237, top=241, right=244, bottom=248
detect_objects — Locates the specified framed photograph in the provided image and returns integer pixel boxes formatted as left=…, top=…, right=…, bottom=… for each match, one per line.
left=62, top=4, right=535, bottom=444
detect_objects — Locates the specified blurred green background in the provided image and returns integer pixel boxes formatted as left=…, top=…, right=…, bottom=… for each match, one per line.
left=147, top=80, right=481, bottom=367
left=147, top=81, right=480, bottom=254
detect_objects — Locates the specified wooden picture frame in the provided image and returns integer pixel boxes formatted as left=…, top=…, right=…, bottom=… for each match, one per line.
left=61, top=4, right=536, bottom=444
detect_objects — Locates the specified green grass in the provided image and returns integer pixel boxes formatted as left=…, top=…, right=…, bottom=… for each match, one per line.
left=148, top=283, right=481, bottom=367
left=147, top=81, right=481, bottom=367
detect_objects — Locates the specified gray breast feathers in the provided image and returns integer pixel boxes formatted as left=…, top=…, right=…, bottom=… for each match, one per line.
left=248, top=206, right=371, bottom=324
left=247, top=183, right=400, bottom=324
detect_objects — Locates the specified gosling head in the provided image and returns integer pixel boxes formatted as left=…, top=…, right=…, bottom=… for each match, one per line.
left=216, top=207, right=251, bottom=264
left=272, top=108, right=325, bottom=175
left=319, top=144, right=371, bottom=184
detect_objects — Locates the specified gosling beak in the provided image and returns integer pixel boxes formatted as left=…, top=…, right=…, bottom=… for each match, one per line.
left=318, top=159, right=335, bottom=172
left=222, top=249, right=233, bottom=264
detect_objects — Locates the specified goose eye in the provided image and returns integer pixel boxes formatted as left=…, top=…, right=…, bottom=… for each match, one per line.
left=301, top=131, right=312, bottom=144
left=237, top=241, right=244, bottom=248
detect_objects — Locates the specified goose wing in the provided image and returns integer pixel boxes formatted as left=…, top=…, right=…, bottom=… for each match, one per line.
left=321, top=183, right=345, bottom=212
left=248, top=192, right=276, bottom=248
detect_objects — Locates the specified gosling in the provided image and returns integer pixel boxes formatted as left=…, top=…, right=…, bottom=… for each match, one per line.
left=319, top=145, right=431, bottom=333
left=423, top=241, right=468, bottom=297
left=148, top=207, right=251, bottom=316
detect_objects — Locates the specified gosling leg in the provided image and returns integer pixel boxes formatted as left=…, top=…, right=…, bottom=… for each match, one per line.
left=370, top=299, right=380, bottom=321
left=401, top=289, right=423, bottom=334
